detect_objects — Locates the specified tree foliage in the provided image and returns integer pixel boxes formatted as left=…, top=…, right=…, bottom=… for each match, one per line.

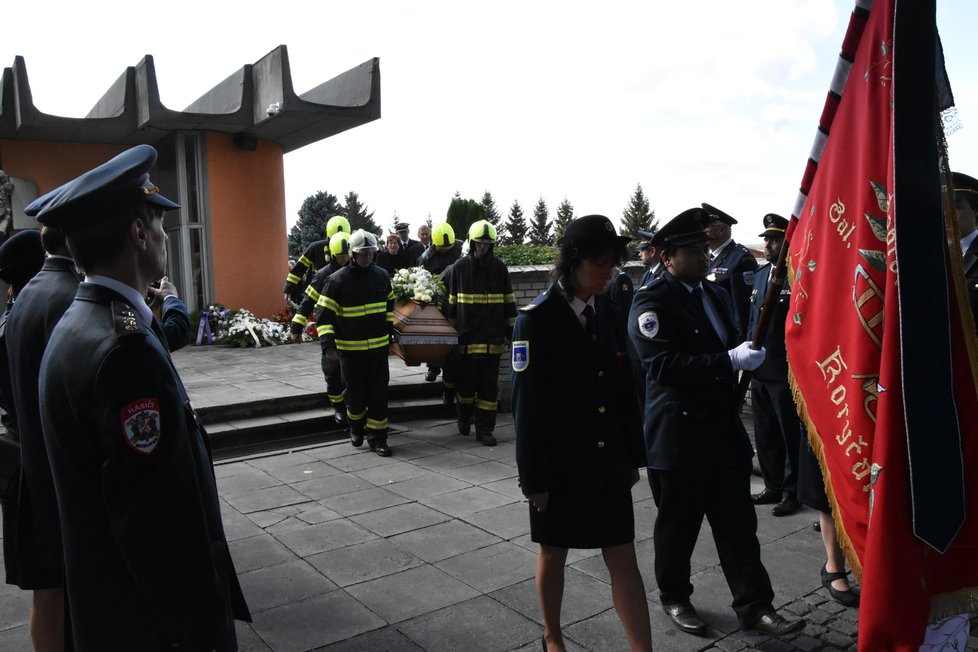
left=528, top=197, right=552, bottom=246
left=494, top=244, right=556, bottom=266
left=503, top=200, right=528, bottom=245
left=621, top=183, right=657, bottom=246
left=289, top=191, right=342, bottom=257
left=446, top=197, right=486, bottom=242
left=480, top=191, right=502, bottom=227
left=553, top=198, right=574, bottom=242
left=342, top=191, right=379, bottom=234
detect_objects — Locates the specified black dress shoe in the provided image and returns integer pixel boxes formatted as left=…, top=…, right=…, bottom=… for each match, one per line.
left=771, top=497, right=800, bottom=517
left=821, top=565, right=860, bottom=607
left=752, top=488, right=781, bottom=505
left=662, top=602, right=707, bottom=635
left=350, top=430, right=364, bottom=447
left=748, top=612, right=806, bottom=636
left=369, top=441, right=392, bottom=457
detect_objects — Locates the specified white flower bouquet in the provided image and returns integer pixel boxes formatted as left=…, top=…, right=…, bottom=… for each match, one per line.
left=390, top=267, right=445, bottom=305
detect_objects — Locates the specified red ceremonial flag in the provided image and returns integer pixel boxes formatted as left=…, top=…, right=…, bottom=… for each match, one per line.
left=784, top=0, right=978, bottom=649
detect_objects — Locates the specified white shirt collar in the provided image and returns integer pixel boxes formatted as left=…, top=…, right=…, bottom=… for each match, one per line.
left=961, top=229, right=977, bottom=255
left=710, top=238, right=733, bottom=258
left=85, top=275, right=154, bottom=329
left=566, top=293, right=596, bottom=317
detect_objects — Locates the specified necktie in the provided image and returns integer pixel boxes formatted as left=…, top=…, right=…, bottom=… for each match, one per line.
left=583, top=304, right=597, bottom=345
left=690, top=287, right=717, bottom=338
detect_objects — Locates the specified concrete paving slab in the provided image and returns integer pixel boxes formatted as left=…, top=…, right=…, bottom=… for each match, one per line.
left=223, top=484, right=312, bottom=514
left=305, top=538, right=425, bottom=588
left=249, top=591, right=385, bottom=652
left=397, top=595, right=541, bottom=652
left=349, top=502, right=450, bottom=538
left=419, top=485, right=518, bottom=518
left=440, top=459, right=520, bottom=485
left=273, top=519, right=378, bottom=558
left=262, top=460, right=343, bottom=484
left=388, top=519, right=503, bottom=564
left=290, top=474, right=375, bottom=501
left=351, top=460, right=431, bottom=486
left=490, top=567, right=615, bottom=627
left=319, top=487, right=410, bottom=518
left=434, top=541, right=538, bottom=594
left=461, top=501, right=532, bottom=541
left=318, top=626, right=423, bottom=651
left=344, top=565, right=480, bottom=624
left=383, top=471, right=472, bottom=501
left=238, top=559, right=338, bottom=613
left=229, top=533, right=301, bottom=573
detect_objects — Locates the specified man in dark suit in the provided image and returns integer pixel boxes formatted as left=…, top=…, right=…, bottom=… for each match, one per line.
left=636, top=229, right=662, bottom=288
left=395, top=221, right=425, bottom=266
left=5, top=224, right=78, bottom=650
left=703, top=203, right=758, bottom=339
left=952, top=172, right=978, bottom=331
left=34, top=145, right=249, bottom=650
left=746, top=214, right=801, bottom=517
left=628, top=207, right=804, bottom=637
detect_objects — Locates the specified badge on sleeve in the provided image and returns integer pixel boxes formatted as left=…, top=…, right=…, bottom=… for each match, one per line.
left=121, top=398, right=161, bottom=455
left=512, top=340, right=529, bottom=372
left=638, top=311, right=660, bottom=339
left=743, top=271, right=754, bottom=285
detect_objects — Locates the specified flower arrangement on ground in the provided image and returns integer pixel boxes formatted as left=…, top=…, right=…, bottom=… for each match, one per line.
left=390, top=267, right=445, bottom=305
left=193, top=304, right=291, bottom=347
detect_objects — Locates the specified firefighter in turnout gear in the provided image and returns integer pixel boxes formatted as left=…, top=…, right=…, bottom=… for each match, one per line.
left=290, top=232, right=352, bottom=425
left=315, top=229, right=395, bottom=456
left=419, top=222, right=464, bottom=385
left=445, top=220, right=517, bottom=446
left=283, top=215, right=351, bottom=304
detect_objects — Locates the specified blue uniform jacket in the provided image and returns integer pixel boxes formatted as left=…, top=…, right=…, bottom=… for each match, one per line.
left=512, top=284, right=646, bottom=496
left=708, top=240, right=758, bottom=340
left=746, top=263, right=791, bottom=382
left=40, top=283, right=249, bottom=650
left=628, top=273, right=754, bottom=471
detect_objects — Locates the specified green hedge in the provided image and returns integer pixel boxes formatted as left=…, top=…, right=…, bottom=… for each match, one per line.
left=494, top=244, right=556, bottom=266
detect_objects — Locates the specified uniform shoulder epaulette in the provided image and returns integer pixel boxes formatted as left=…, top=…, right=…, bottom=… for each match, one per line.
left=519, top=288, right=553, bottom=312
left=637, top=276, right=667, bottom=293
left=112, top=301, right=147, bottom=339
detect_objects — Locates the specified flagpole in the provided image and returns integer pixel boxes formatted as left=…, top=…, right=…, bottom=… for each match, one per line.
left=735, top=236, right=791, bottom=403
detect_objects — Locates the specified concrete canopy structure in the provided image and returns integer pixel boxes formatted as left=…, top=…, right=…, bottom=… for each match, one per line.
left=0, top=45, right=380, bottom=316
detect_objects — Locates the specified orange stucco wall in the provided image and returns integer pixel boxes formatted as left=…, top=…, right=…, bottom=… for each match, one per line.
left=0, top=140, right=125, bottom=197
left=205, top=133, right=288, bottom=318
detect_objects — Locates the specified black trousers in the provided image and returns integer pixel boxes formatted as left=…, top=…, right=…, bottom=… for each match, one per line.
left=320, top=351, right=346, bottom=416
left=750, top=379, right=801, bottom=498
left=338, top=349, right=389, bottom=443
left=648, top=463, right=775, bottom=626
left=456, top=352, right=500, bottom=434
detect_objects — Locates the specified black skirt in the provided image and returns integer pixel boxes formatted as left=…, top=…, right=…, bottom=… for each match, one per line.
left=529, top=460, right=635, bottom=549
left=797, top=430, right=831, bottom=513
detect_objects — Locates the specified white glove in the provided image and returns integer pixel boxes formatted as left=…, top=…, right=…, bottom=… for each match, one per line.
left=728, top=341, right=766, bottom=371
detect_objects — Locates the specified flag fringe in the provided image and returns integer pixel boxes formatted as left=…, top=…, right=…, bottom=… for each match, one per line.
left=929, top=587, right=978, bottom=622
left=785, top=257, right=864, bottom=580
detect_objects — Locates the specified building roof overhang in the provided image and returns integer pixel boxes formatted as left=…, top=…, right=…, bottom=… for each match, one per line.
left=0, top=45, right=380, bottom=153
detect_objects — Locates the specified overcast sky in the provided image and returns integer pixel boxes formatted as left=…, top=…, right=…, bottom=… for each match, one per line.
left=4, top=0, right=978, bottom=245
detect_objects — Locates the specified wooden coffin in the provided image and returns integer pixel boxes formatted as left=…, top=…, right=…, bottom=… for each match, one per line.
left=391, top=300, right=459, bottom=366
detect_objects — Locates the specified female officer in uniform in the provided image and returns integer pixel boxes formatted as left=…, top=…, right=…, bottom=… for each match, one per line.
left=512, top=215, right=651, bottom=652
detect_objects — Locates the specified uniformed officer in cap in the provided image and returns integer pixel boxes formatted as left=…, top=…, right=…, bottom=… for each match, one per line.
left=746, top=214, right=801, bottom=516
left=635, top=229, right=662, bottom=288
left=702, top=203, right=758, bottom=339
left=35, top=145, right=250, bottom=650
left=952, top=172, right=978, bottom=331
left=628, top=207, right=805, bottom=637
left=513, top=215, right=651, bottom=651
left=395, top=220, right=425, bottom=266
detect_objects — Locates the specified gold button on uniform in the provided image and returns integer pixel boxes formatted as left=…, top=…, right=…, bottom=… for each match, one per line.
left=598, top=406, right=606, bottom=414
left=597, top=371, right=604, bottom=378
left=597, top=441, right=605, bottom=448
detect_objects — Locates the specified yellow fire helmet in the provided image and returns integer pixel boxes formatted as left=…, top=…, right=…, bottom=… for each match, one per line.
left=328, top=231, right=352, bottom=257
left=432, top=222, right=456, bottom=248
left=326, top=215, right=351, bottom=238
left=468, top=220, right=497, bottom=243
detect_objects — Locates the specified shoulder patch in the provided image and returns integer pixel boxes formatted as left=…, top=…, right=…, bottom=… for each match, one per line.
left=742, top=271, right=754, bottom=286
left=121, top=398, right=161, bottom=455
left=637, top=311, right=660, bottom=339
left=512, top=340, right=529, bottom=371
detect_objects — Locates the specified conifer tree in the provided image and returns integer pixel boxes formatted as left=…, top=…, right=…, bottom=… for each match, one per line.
left=528, top=197, right=552, bottom=246
left=553, top=198, right=574, bottom=241
left=289, top=190, right=342, bottom=257
left=504, top=200, right=528, bottom=245
left=480, top=191, right=502, bottom=227
left=342, top=191, right=380, bottom=234
left=620, top=183, right=657, bottom=244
